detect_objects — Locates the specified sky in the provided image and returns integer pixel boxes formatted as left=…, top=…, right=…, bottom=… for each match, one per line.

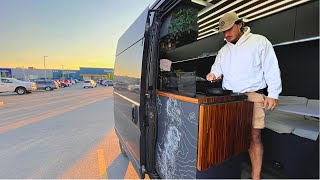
left=0, top=0, right=155, bottom=70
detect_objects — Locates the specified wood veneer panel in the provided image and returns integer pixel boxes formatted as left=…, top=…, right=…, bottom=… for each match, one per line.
left=197, top=101, right=253, bottom=171
left=157, top=91, right=200, bottom=104
left=157, top=91, right=247, bottom=104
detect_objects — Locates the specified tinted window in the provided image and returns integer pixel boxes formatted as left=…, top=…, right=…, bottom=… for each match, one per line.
left=1, top=79, right=9, bottom=83
left=84, top=81, right=90, bottom=83
left=114, top=38, right=144, bottom=103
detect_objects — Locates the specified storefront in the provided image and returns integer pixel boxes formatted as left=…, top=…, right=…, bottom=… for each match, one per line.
left=79, top=67, right=113, bottom=81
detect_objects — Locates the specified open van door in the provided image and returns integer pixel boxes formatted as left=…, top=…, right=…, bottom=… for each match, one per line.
left=113, top=7, right=150, bottom=178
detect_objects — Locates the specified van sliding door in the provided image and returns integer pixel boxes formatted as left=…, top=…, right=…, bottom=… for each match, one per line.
left=113, top=7, right=150, bottom=178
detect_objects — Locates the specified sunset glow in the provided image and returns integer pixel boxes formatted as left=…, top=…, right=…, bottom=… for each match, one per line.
left=0, top=0, right=155, bottom=70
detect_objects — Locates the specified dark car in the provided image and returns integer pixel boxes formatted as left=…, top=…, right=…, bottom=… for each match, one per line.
left=60, top=82, right=67, bottom=88
left=35, top=81, right=58, bottom=91
left=102, top=80, right=113, bottom=86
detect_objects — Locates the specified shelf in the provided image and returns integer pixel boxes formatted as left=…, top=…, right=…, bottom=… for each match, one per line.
left=172, top=53, right=217, bottom=64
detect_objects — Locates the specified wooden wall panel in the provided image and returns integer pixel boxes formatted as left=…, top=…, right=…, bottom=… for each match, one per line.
left=197, top=101, right=253, bottom=171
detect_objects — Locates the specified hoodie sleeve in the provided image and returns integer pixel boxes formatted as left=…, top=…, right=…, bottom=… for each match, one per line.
left=210, top=51, right=223, bottom=78
left=261, top=38, right=282, bottom=99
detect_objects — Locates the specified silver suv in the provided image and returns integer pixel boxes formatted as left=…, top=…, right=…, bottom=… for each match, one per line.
left=0, top=78, right=37, bottom=95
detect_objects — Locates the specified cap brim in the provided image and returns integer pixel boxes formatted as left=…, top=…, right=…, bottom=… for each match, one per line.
left=219, top=22, right=234, bottom=32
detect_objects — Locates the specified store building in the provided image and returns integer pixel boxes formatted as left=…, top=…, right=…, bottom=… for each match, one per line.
left=1, top=67, right=113, bottom=81
left=79, top=67, right=113, bottom=81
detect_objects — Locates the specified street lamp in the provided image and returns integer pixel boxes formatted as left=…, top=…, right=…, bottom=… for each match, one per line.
left=61, top=65, right=65, bottom=79
left=67, top=68, right=70, bottom=78
left=44, top=56, right=48, bottom=80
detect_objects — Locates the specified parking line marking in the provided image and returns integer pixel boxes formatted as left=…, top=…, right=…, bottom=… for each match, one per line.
left=60, top=130, right=119, bottom=179
left=97, top=149, right=107, bottom=178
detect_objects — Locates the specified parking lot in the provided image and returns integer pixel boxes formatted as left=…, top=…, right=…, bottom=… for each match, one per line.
left=0, top=83, right=139, bottom=178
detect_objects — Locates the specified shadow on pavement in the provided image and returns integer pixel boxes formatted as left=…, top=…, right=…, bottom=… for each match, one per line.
left=107, top=154, right=129, bottom=179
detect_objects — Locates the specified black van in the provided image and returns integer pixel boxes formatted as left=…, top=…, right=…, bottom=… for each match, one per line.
left=113, top=0, right=319, bottom=179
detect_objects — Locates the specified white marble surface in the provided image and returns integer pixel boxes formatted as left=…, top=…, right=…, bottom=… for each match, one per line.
left=276, top=99, right=319, bottom=118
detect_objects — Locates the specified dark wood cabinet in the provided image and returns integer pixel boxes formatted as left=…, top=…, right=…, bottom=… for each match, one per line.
left=197, top=101, right=253, bottom=171
left=156, top=91, right=253, bottom=179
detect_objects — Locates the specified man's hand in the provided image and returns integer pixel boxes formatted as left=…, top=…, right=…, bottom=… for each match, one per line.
left=263, top=97, right=278, bottom=110
left=206, top=72, right=216, bottom=82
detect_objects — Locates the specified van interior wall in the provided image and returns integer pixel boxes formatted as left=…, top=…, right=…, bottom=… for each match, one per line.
left=159, top=31, right=224, bottom=79
left=158, top=1, right=318, bottom=98
left=160, top=39, right=319, bottom=99
left=171, top=57, right=214, bottom=79
left=164, top=34, right=224, bottom=62
left=275, top=40, right=319, bottom=99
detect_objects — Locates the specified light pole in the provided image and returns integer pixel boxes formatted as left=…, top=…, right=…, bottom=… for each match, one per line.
left=44, top=56, right=48, bottom=80
left=67, top=68, right=70, bottom=78
left=22, top=66, right=26, bottom=81
left=61, top=65, right=64, bottom=79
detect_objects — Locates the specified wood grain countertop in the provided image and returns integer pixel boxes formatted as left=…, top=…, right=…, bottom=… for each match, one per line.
left=157, top=91, right=248, bottom=104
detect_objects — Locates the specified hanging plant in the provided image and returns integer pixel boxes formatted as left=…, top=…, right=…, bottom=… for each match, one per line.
left=168, top=8, right=198, bottom=41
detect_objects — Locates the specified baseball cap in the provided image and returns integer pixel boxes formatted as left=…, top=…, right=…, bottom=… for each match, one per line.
left=218, top=12, right=241, bottom=32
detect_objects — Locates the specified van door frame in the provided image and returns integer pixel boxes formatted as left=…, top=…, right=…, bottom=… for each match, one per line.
left=142, top=9, right=161, bottom=178
left=142, top=0, right=182, bottom=178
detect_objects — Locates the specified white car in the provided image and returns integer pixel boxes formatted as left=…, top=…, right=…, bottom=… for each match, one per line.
left=0, top=78, right=37, bottom=95
left=83, top=80, right=97, bottom=88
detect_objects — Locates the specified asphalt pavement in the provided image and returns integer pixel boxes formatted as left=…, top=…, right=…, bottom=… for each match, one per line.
left=0, top=83, right=139, bottom=179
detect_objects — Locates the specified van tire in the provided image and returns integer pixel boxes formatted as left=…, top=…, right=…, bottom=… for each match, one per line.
left=45, top=87, right=52, bottom=91
left=16, top=87, right=26, bottom=95
left=119, top=141, right=127, bottom=157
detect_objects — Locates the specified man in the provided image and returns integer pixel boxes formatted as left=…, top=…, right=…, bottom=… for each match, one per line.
left=206, top=12, right=282, bottom=179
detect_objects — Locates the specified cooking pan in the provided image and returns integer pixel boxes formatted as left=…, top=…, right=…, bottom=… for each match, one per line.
left=206, top=88, right=233, bottom=96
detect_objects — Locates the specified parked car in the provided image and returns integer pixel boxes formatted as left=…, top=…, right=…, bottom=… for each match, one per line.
left=0, top=78, right=37, bottom=95
left=97, top=79, right=103, bottom=84
left=83, top=80, right=97, bottom=88
left=35, top=81, right=58, bottom=91
left=64, top=79, right=72, bottom=86
left=52, top=80, right=61, bottom=87
left=102, top=80, right=113, bottom=86
left=59, top=79, right=71, bottom=87
left=60, top=82, right=67, bottom=88
left=127, top=84, right=140, bottom=92
left=52, top=81, right=60, bottom=89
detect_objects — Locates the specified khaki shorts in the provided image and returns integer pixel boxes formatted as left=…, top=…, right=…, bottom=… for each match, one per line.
left=245, top=92, right=265, bottom=129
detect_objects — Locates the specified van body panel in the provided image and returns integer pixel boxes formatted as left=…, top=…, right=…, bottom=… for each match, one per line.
left=116, top=8, right=149, bottom=56
left=113, top=6, right=150, bottom=178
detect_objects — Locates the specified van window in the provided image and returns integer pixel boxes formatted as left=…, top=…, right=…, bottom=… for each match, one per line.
left=114, top=38, right=144, bottom=103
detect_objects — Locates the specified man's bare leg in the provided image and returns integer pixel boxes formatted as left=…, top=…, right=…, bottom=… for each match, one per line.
left=248, top=128, right=263, bottom=180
